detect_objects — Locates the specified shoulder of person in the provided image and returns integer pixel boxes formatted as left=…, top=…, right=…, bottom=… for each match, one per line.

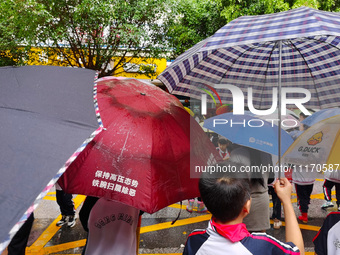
left=245, top=233, right=300, bottom=254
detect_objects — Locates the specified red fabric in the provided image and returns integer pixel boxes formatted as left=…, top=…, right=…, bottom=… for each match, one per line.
left=210, top=218, right=250, bottom=243
left=58, top=77, right=221, bottom=213
left=284, top=167, right=293, bottom=182
left=188, top=230, right=207, bottom=237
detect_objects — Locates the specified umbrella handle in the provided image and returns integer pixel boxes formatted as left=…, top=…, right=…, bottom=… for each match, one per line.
left=171, top=201, right=183, bottom=225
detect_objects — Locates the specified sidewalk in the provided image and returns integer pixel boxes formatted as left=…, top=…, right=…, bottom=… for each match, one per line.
left=25, top=180, right=336, bottom=254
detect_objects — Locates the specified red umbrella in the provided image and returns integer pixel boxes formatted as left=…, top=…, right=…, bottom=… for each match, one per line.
left=58, top=77, right=219, bottom=213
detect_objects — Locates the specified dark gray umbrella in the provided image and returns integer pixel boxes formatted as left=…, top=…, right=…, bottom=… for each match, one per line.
left=0, top=66, right=101, bottom=251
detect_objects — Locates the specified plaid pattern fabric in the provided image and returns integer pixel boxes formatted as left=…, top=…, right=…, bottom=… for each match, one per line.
left=158, top=7, right=340, bottom=109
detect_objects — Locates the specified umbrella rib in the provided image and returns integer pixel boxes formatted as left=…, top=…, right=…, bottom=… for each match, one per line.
left=259, top=42, right=278, bottom=109
left=214, top=42, right=278, bottom=110
left=0, top=105, right=35, bottom=114
left=216, top=42, right=274, bottom=90
left=311, top=36, right=340, bottom=52
left=216, top=46, right=255, bottom=84
left=286, top=39, right=322, bottom=109
left=213, top=48, right=234, bottom=84
left=308, top=37, right=340, bottom=108
left=1, top=106, right=98, bottom=128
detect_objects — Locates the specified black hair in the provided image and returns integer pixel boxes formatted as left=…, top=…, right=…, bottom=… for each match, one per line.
left=248, top=148, right=265, bottom=187
left=299, top=112, right=307, bottom=119
left=218, top=138, right=229, bottom=145
left=199, top=169, right=251, bottom=222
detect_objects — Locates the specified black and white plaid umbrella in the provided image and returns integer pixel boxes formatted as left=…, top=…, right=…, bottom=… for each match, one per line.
left=158, top=7, right=340, bottom=110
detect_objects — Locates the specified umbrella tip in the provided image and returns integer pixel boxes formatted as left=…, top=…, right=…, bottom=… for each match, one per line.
left=140, top=93, right=146, bottom=96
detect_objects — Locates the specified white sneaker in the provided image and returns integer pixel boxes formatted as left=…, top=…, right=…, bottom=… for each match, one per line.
left=321, top=201, right=334, bottom=209
left=67, top=215, right=76, bottom=228
left=273, top=219, right=282, bottom=229
left=56, top=215, right=68, bottom=227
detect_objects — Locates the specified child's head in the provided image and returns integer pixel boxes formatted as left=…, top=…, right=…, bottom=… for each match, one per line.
left=217, top=138, right=229, bottom=151
left=299, top=112, right=307, bottom=121
left=299, top=112, right=309, bottom=130
left=199, top=170, right=251, bottom=223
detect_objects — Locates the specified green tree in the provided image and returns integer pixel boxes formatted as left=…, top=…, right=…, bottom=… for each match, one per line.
left=317, top=0, right=340, bottom=11
left=218, top=0, right=340, bottom=23
left=0, top=0, right=175, bottom=77
left=219, top=0, right=289, bottom=23
left=166, top=0, right=226, bottom=59
left=0, top=0, right=31, bottom=66
left=291, top=0, right=319, bottom=8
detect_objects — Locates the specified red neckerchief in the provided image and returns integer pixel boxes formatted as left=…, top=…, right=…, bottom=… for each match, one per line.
left=210, top=218, right=250, bottom=243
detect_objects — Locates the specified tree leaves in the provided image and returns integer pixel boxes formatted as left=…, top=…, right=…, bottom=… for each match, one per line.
left=2, top=0, right=340, bottom=71
left=0, top=0, right=174, bottom=76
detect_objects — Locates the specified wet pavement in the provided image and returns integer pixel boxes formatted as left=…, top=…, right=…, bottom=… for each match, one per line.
left=25, top=179, right=337, bottom=254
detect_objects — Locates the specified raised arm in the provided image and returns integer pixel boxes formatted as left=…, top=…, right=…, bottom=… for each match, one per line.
left=274, top=178, right=305, bottom=255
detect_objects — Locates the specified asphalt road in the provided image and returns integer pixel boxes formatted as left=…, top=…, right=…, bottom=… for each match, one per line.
left=24, top=179, right=336, bottom=254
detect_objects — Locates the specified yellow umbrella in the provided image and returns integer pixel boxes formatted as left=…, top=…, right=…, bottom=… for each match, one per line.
left=184, top=106, right=194, bottom=117
left=282, top=115, right=340, bottom=169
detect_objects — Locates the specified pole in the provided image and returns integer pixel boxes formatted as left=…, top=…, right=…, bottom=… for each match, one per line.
left=278, top=40, right=282, bottom=179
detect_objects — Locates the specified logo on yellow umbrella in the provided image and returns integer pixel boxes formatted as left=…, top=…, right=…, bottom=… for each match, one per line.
left=307, top=131, right=323, bottom=146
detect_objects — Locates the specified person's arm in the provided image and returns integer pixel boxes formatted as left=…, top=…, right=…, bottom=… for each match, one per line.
left=274, top=178, right=305, bottom=255
left=79, top=196, right=99, bottom=232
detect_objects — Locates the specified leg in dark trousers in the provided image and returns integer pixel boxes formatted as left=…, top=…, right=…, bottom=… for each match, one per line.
left=295, top=183, right=313, bottom=223
left=8, top=213, right=34, bottom=255
left=295, top=184, right=313, bottom=213
left=323, top=180, right=334, bottom=201
left=268, top=186, right=281, bottom=220
left=56, top=189, right=75, bottom=216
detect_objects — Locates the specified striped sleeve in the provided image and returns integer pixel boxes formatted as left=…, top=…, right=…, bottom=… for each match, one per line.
left=313, top=212, right=340, bottom=255
left=242, top=233, right=300, bottom=255
left=183, top=229, right=209, bottom=255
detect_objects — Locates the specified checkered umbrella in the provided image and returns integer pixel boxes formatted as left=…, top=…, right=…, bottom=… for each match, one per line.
left=158, top=7, right=340, bottom=110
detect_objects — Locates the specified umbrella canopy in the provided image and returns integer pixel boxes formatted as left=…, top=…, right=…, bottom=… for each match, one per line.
left=282, top=114, right=340, bottom=167
left=0, top=66, right=100, bottom=251
left=184, top=106, right=195, bottom=116
left=203, top=112, right=294, bottom=156
left=158, top=7, right=340, bottom=176
left=58, top=77, right=220, bottom=214
left=158, top=7, right=340, bottom=110
left=302, top=108, right=340, bottom=126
